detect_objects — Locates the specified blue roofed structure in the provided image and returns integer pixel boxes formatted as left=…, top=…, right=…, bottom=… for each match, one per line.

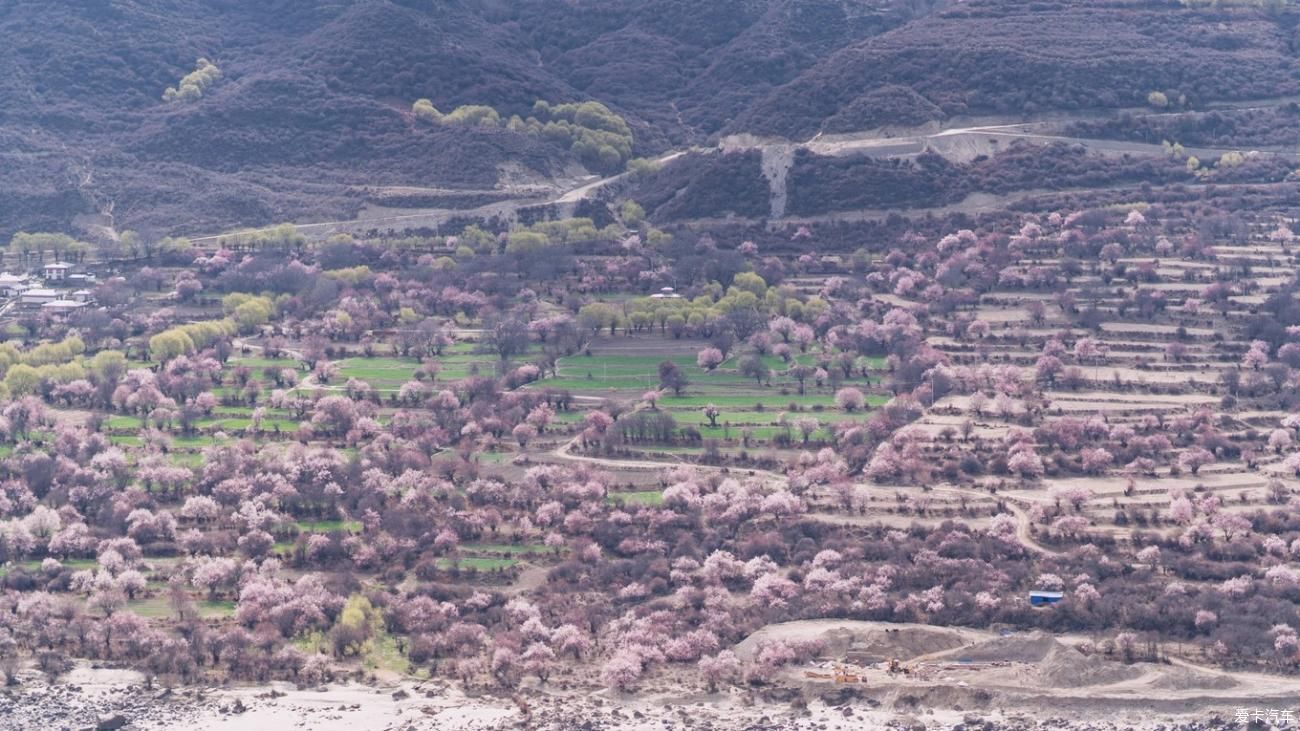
left=1029, top=590, right=1064, bottom=606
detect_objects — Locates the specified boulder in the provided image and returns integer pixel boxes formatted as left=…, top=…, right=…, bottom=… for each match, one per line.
left=96, top=713, right=128, bottom=731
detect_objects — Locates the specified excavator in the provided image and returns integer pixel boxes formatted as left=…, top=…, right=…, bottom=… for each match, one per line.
left=887, top=657, right=913, bottom=676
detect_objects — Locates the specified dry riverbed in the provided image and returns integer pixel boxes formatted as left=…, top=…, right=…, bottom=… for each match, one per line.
left=0, top=659, right=1277, bottom=731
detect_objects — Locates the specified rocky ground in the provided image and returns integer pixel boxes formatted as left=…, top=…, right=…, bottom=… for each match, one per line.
left=0, top=665, right=1269, bottom=731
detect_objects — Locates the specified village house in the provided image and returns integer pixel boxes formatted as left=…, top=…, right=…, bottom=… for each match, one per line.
left=20, top=287, right=63, bottom=306
left=41, top=299, right=89, bottom=316
left=42, top=261, right=72, bottom=282
left=0, top=272, right=32, bottom=297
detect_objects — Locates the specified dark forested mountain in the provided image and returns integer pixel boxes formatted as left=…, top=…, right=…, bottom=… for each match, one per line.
left=2, top=0, right=1298, bottom=237
left=732, top=0, right=1300, bottom=137
left=0, top=0, right=937, bottom=237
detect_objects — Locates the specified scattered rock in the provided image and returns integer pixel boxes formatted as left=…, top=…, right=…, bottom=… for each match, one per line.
left=95, top=713, right=128, bottom=731
left=392, top=689, right=410, bottom=700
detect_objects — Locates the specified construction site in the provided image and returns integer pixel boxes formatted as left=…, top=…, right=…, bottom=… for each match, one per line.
left=733, top=619, right=1300, bottom=720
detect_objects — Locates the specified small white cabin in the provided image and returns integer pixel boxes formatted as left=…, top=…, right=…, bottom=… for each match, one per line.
left=43, top=262, right=72, bottom=281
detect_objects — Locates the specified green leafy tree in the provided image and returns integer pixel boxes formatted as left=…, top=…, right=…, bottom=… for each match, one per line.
left=164, top=58, right=221, bottom=103
left=149, top=331, right=195, bottom=362
left=621, top=200, right=645, bottom=226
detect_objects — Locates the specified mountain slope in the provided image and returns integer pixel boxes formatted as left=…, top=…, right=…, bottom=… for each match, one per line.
left=12, top=0, right=1289, bottom=239
left=731, top=0, right=1300, bottom=138
left=0, top=0, right=934, bottom=238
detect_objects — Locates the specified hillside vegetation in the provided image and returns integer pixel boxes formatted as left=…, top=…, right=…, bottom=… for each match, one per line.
left=732, top=0, right=1300, bottom=137
left=0, top=0, right=938, bottom=239
left=5, top=0, right=1299, bottom=238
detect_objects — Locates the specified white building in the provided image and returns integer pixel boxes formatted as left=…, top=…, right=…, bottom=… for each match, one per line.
left=41, top=300, right=88, bottom=316
left=43, top=262, right=72, bottom=282
left=650, top=287, right=682, bottom=300
left=0, top=272, right=32, bottom=297
left=21, top=288, right=62, bottom=306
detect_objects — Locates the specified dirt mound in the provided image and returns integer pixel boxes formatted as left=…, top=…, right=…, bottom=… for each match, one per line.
left=945, top=631, right=1059, bottom=664
left=1149, top=667, right=1239, bottom=691
left=1033, top=643, right=1144, bottom=688
left=850, top=626, right=967, bottom=662
left=733, top=621, right=966, bottom=662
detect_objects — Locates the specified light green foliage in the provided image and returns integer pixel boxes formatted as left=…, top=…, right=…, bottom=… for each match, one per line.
left=90, top=350, right=128, bottom=383
left=339, top=595, right=372, bottom=629
left=412, top=97, right=634, bottom=173
left=3, top=364, right=41, bottom=396
left=151, top=319, right=236, bottom=361
left=457, top=225, right=498, bottom=254
left=0, top=336, right=89, bottom=387
left=646, top=228, right=673, bottom=247
left=730, top=272, right=767, bottom=298
left=505, top=230, right=551, bottom=254
left=149, top=330, right=195, bottom=363
left=163, top=58, right=221, bottom=103
left=414, top=100, right=500, bottom=127
left=182, top=319, right=237, bottom=349
left=7, top=232, right=89, bottom=259
left=331, top=594, right=381, bottom=657
left=324, top=265, right=372, bottom=285
left=223, top=292, right=276, bottom=332
left=578, top=302, right=623, bottom=335
left=532, top=100, right=634, bottom=174
left=4, top=361, right=85, bottom=396
left=460, top=218, right=608, bottom=257
left=626, top=158, right=661, bottom=177
left=232, top=300, right=273, bottom=332
left=0, top=344, right=17, bottom=375
left=21, top=335, right=85, bottom=366
left=216, top=223, right=305, bottom=250
left=442, top=105, right=501, bottom=127
left=527, top=217, right=600, bottom=244
left=1146, top=91, right=1168, bottom=109
left=412, top=98, right=442, bottom=122
left=621, top=200, right=645, bottom=226
left=117, top=231, right=141, bottom=257
left=412, top=101, right=502, bottom=127
left=1215, top=151, right=1246, bottom=169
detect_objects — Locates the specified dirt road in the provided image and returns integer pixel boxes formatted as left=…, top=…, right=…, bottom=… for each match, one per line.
left=184, top=96, right=1300, bottom=245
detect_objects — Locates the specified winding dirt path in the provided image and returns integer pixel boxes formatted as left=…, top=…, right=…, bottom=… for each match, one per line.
left=930, top=484, right=1059, bottom=556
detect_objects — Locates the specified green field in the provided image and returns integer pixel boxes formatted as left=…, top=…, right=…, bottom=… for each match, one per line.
left=296, top=519, right=362, bottom=534
left=0, top=557, right=97, bottom=578
left=537, top=351, right=881, bottom=401
left=436, top=556, right=518, bottom=571
left=128, top=596, right=236, bottom=619
left=607, top=490, right=665, bottom=506
left=460, top=543, right=557, bottom=556
left=336, top=350, right=521, bottom=392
